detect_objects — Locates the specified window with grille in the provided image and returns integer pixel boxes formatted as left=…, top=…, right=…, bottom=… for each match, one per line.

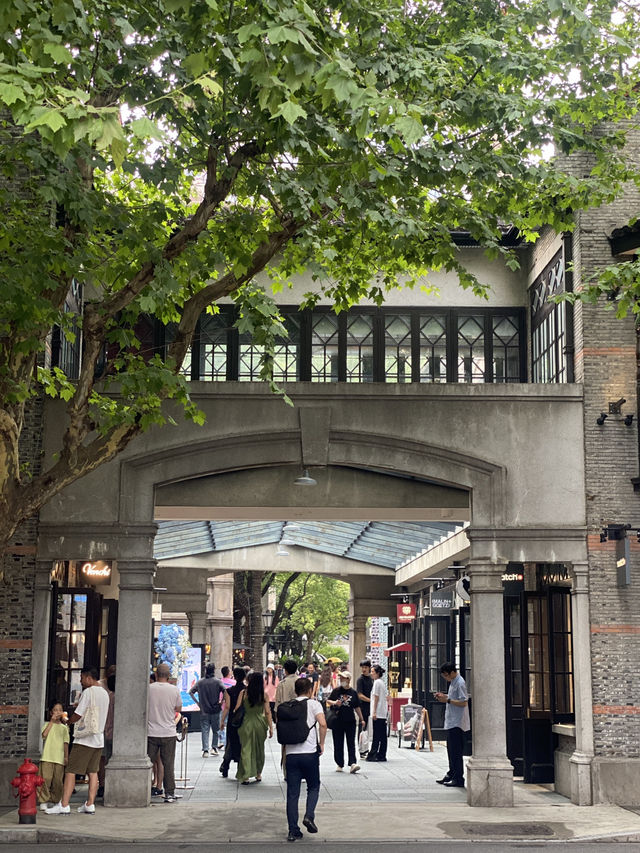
left=200, top=312, right=229, bottom=380
left=384, top=314, right=412, bottom=382
left=418, top=314, right=447, bottom=382
left=457, top=314, right=486, bottom=383
left=346, top=313, right=374, bottom=382
left=155, top=305, right=525, bottom=384
left=531, top=252, right=570, bottom=383
left=311, top=313, right=340, bottom=382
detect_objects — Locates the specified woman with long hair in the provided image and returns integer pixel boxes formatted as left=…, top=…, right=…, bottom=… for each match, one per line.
left=263, top=664, right=279, bottom=721
left=235, top=671, right=273, bottom=784
left=317, top=666, right=333, bottom=711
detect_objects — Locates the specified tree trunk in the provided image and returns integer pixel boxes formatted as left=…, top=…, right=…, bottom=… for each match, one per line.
left=305, top=631, right=315, bottom=663
left=249, top=571, right=264, bottom=671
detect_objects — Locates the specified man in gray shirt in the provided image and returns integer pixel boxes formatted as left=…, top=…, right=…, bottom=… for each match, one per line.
left=189, top=663, right=227, bottom=757
left=434, top=662, right=470, bottom=787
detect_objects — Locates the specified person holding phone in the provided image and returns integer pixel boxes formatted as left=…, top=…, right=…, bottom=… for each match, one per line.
left=434, top=662, right=469, bottom=787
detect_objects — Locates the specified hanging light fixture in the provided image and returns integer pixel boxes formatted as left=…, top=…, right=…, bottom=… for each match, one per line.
left=276, top=544, right=290, bottom=557
left=294, top=468, right=317, bottom=486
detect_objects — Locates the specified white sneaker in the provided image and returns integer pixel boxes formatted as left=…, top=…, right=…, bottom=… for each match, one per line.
left=350, top=763, right=361, bottom=774
left=209, top=747, right=218, bottom=755
left=45, top=802, right=70, bottom=815
left=335, top=766, right=343, bottom=772
left=40, top=802, right=51, bottom=811
left=77, top=802, right=95, bottom=814
left=202, top=750, right=208, bottom=758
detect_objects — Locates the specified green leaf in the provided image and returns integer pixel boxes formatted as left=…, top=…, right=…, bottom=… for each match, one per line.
left=183, top=52, right=207, bottom=77
left=43, top=43, right=73, bottom=65
left=394, top=115, right=424, bottom=145
left=24, top=107, right=67, bottom=132
left=131, top=117, right=164, bottom=140
left=272, top=99, right=307, bottom=125
left=237, top=23, right=262, bottom=43
left=0, top=82, right=25, bottom=106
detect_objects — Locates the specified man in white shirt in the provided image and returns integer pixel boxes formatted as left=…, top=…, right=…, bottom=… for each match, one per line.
left=366, top=664, right=388, bottom=762
left=147, top=663, right=182, bottom=802
left=284, top=678, right=326, bottom=842
left=46, top=666, right=110, bottom=815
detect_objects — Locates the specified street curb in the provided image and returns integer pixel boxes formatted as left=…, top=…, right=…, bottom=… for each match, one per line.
left=2, top=827, right=640, bottom=845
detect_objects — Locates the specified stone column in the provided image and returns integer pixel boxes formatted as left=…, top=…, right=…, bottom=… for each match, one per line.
left=348, top=616, right=367, bottom=668
left=26, top=562, right=53, bottom=757
left=568, top=561, right=594, bottom=805
left=187, top=611, right=207, bottom=646
left=466, top=559, right=514, bottom=807
left=105, top=560, right=155, bottom=808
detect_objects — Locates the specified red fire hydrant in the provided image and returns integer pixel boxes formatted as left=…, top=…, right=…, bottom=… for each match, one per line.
left=11, top=759, right=44, bottom=824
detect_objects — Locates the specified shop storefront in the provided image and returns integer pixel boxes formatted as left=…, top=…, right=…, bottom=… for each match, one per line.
left=46, top=560, right=119, bottom=711
left=395, top=562, right=574, bottom=781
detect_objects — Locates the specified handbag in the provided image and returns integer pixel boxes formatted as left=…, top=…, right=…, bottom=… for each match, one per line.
left=76, top=687, right=101, bottom=737
left=325, top=705, right=338, bottom=730
left=231, top=691, right=246, bottom=728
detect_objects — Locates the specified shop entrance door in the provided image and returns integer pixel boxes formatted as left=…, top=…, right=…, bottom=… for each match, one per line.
left=47, top=585, right=103, bottom=710
left=522, top=592, right=554, bottom=783
left=504, top=595, right=524, bottom=776
left=423, top=615, right=451, bottom=738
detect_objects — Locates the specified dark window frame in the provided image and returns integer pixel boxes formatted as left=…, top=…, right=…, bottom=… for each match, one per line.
left=157, top=305, right=527, bottom=384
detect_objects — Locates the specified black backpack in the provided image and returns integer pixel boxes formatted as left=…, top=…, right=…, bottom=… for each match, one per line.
left=276, top=698, right=313, bottom=745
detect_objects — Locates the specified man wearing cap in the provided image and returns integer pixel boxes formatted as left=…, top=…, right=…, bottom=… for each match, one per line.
left=147, top=663, right=182, bottom=802
left=326, top=671, right=365, bottom=773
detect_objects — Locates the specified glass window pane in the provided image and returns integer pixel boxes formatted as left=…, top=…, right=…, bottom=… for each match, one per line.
left=346, top=314, right=374, bottom=382
left=72, top=595, right=87, bottom=631
left=457, top=315, right=485, bottom=383
left=70, top=670, right=83, bottom=705
left=384, top=314, right=412, bottom=383
left=57, top=595, right=71, bottom=631
left=311, top=313, right=339, bottom=382
left=419, top=314, right=446, bottom=383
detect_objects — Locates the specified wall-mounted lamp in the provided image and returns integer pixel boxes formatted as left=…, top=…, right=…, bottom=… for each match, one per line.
left=597, top=399, right=634, bottom=426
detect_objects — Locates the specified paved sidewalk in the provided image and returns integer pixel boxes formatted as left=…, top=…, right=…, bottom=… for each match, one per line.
left=3, top=732, right=640, bottom=844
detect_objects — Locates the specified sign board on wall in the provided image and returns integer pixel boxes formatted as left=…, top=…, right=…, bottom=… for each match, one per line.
left=430, top=586, right=455, bottom=613
left=180, top=645, right=205, bottom=712
left=80, top=561, right=112, bottom=585
left=397, top=603, right=416, bottom=623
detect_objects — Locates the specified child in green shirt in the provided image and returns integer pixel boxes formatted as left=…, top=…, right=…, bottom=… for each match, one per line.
left=38, top=702, right=70, bottom=809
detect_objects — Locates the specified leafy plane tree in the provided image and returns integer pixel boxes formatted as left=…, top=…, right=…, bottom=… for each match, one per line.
left=0, top=0, right=638, bottom=548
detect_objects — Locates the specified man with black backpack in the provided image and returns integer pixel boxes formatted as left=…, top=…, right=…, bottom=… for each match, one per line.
left=277, top=677, right=326, bottom=843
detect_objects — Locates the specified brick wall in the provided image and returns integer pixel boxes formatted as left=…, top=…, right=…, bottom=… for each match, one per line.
left=0, top=392, right=43, bottom=759
left=571, top=123, right=640, bottom=758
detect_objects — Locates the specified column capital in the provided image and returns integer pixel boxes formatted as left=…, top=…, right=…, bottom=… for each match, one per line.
left=117, top=560, right=156, bottom=591
left=570, top=562, right=590, bottom=594
left=467, top=559, right=507, bottom=594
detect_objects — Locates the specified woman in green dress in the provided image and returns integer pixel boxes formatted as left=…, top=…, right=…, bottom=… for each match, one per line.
left=235, top=671, right=273, bottom=783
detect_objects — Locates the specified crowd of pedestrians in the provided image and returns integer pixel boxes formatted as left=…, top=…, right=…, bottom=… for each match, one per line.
left=37, top=653, right=468, bottom=844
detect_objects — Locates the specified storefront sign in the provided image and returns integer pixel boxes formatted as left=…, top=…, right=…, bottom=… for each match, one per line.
left=616, top=537, right=631, bottom=588
left=430, top=587, right=455, bottom=613
left=397, top=603, right=416, bottom=623
left=80, top=561, right=112, bottom=585
left=536, top=563, right=570, bottom=587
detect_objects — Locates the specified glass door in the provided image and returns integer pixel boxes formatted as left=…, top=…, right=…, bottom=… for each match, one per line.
left=48, top=585, right=102, bottom=711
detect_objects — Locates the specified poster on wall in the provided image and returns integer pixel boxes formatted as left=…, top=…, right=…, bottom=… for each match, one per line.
left=180, top=645, right=204, bottom=712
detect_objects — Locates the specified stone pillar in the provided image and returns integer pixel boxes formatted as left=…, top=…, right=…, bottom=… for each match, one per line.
left=187, top=611, right=207, bottom=646
left=568, top=562, right=594, bottom=805
left=105, top=560, right=155, bottom=808
left=348, top=616, right=367, bottom=668
left=26, top=562, right=53, bottom=757
left=466, top=559, right=514, bottom=807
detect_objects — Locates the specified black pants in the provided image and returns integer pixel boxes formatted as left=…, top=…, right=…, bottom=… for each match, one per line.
left=446, top=726, right=464, bottom=783
left=370, top=717, right=387, bottom=760
left=332, top=719, right=357, bottom=768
